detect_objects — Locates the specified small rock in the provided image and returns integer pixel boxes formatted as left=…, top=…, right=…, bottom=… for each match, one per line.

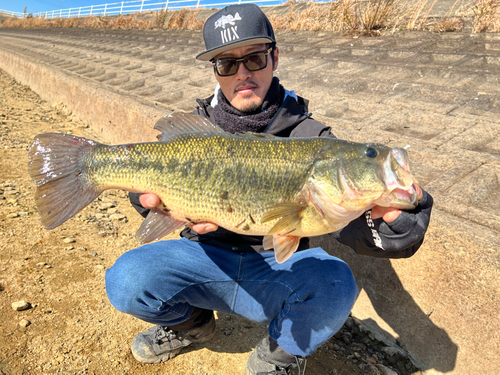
left=107, top=208, right=117, bottom=214
left=63, top=237, right=76, bottom=244
left=64, top=246, right=74, bottom=251
left=7, top=198, right=17, bottom=204
left=37, top=262, right=47, bottom=267
left=352, top=342, right=367, bottom=351
left=382, top=346, right=404, bottom=356
left=77, top=247, right=87, bottom=251
left=367, top=356, right=377, bottom=365
left=95, top=265, right=105, bottom=270
left=332, top=344, right=340, bottom=351
left=18, top=212, right=29, bottom=216
left=110, top=213, right=126, bottom=221
left=6, top=213, right=19, bottom=218
left=12, top=300, right=31, bottom=311
left=99, top=202, right=115, bottom=210
left=376, top=364, right=398, bottom=375
left=95, top=213, right=107, bottom=219
left=364, top=364, right=381, bottom=375
left=91, top=252, right=98, bottom=257
left=344, top=317, right=354, bottom=328
left=19, top=319, right=31, bottom=328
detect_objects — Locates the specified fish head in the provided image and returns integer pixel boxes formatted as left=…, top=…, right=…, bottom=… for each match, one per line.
left=310, top=142, right=417, bottom=214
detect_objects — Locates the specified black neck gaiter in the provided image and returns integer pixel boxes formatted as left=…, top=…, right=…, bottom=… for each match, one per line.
left=213, top=77, right=285, bottom=134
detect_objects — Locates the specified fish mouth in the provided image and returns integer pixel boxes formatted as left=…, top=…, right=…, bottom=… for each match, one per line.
left=387, top=184, right=418, bottom=209
left=375, top=148, right=418, bottom=209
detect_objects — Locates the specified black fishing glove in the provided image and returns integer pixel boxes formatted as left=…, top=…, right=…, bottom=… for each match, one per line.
left=332, top=188, right=434, bottom=259
left=129, top=192, right=150, bottom=218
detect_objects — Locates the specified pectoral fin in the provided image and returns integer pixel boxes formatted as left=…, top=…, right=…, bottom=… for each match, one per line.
left=135, top=207, right=186, bottom=244
left=261, top=202, right=307, bottom=235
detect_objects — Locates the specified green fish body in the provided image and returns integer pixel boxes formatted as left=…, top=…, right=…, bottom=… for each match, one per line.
left=28, top=113, right=417, bottom=263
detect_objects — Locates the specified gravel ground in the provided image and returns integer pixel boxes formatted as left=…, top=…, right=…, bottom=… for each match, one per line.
left=0, top=68, right=421, bottom=375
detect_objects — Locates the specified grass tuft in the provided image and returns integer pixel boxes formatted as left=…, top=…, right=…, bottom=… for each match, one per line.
left=470, top=0, right=499, bottom=32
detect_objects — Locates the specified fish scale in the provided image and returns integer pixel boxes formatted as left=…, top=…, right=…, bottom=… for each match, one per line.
left=88, top=133, right=321, bottom=235
left=28, top=112, right=417, bottom=263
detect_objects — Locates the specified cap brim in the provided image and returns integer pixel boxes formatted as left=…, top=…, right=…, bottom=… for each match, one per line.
left=196, top=37, right=274, bottom=61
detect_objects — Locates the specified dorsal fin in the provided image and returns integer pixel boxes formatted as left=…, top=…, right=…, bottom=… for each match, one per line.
left=154, top=112, right=225, bottom=141
left=154, top=112, right=282, bottom=142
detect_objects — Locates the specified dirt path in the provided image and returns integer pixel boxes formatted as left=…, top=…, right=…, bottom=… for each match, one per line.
left=0, top=69, right=420, bottom=375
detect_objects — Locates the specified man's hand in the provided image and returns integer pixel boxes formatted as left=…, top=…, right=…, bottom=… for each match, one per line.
left=139, top=193, right=219, bottom=234
left=371, top=184, right=424, bottom=223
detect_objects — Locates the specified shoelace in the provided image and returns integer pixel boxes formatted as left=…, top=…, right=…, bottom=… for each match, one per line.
left=296, top=357, right=307, bottom=375
left=153, top=326, right=177, bottom=344
left=265, top=357, right=307, bottom=375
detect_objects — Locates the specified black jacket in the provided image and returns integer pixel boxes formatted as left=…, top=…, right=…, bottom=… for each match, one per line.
left=130, top=93, right=433, bottom=259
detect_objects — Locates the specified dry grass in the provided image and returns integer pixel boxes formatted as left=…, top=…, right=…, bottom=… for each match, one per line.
left=1, top=0, right=499, bottom=34
left=470, top=0, right=499, bottom=32
left=407, top=0, right=466, bottom=33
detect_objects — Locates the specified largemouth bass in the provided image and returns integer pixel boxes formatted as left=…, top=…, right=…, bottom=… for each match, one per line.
left=28, top=113, right=417, bottom=263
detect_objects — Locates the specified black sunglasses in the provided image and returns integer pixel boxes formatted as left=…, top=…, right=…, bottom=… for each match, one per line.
left=211, top=48, right=272, bottom=77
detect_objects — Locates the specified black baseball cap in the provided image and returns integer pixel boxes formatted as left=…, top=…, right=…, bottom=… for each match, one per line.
left=196, top=4, right=276, bottom=61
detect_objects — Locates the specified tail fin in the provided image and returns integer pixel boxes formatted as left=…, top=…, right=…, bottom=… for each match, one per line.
left=28, top=133, right=103, bottom=230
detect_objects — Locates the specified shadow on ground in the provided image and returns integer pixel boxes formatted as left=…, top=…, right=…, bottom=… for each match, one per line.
left=311, top=236, right=458, bottom=372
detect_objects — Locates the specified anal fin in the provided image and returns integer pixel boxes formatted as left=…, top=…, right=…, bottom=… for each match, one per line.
left=135, top=207, right=186, bottom=244
left=263, top=234, right=301, bottom=263
left=272, top=235, right=301, bottom=264
left=263, top=235, right=274, bottom=250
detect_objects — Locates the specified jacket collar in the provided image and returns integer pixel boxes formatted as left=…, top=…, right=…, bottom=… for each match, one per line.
left=196, top=90, right=311, bottom=137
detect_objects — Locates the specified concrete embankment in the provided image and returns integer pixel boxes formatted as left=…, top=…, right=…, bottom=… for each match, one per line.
left=0, top=16, right=499, bottom=375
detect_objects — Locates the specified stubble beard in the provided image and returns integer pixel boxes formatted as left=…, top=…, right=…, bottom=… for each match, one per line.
left=234, top=96, right=263, bottom=113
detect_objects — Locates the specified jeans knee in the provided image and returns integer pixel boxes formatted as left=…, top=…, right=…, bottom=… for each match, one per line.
left=306, top=258, right=358, bottom=314
left=105, top=249, right=151, bottom=314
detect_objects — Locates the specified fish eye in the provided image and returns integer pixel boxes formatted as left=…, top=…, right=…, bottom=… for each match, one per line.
left=365, top=146, right=378, bottom=158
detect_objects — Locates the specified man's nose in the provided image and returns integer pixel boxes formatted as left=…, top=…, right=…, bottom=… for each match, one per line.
left=235, top=60, right=252, bottom=79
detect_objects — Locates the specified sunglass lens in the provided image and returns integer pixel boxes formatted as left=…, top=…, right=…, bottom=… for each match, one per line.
left=216, top=59, right=237, bottom=76
left=244, top=53, right=267, bottom=71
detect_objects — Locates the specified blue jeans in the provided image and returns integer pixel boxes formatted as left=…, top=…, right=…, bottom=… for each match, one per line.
left=105, top=238, right=358, bottom=357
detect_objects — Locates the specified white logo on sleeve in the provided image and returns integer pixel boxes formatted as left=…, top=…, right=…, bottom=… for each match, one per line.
left=365, top=210, right=385, bottom=250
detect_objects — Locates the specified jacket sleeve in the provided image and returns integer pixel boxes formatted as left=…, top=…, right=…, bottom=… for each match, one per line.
left=330, top=189, right=433, bottom=258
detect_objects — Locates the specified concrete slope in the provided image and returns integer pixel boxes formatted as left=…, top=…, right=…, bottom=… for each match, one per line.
left=0, top=27, right=499, bottom=374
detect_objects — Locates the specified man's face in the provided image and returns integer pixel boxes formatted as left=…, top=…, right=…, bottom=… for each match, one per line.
left=213, top=43, right=279, bottom=113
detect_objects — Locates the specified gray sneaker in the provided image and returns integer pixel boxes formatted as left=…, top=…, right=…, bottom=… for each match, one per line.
left=245, top=336, right=307, bottom=375
left=131, top=309, right=216, bottom=364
